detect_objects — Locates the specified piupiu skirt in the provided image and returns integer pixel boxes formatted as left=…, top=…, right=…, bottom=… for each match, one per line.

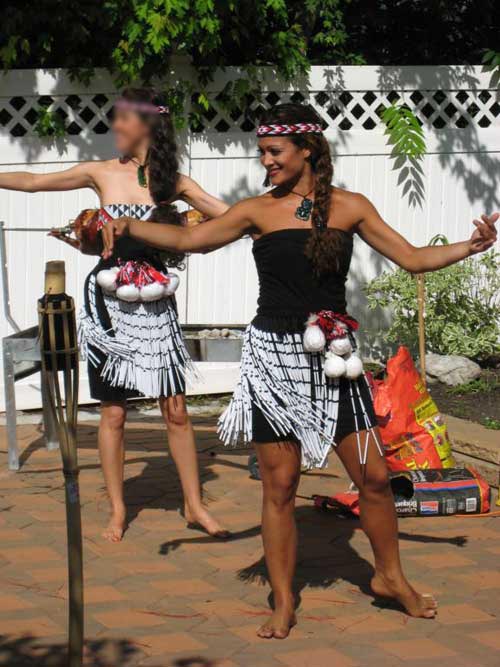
left=218, top=316, right=381, bottom=469
left=78, top=267, right=196, bottom=402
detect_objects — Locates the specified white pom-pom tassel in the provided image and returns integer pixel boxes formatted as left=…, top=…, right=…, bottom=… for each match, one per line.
left=116, top=284, right=140, bottom=302
left=140, top=282, right=165, bottom=302
left=344, top=354, right=364, bottom=379
left=329, top=336, right=352, bottom=356
left=163, top=273, right=180, bottom=296
left=324, top=352, right=346, bottom=378
left=96, top=269, right=117, bottom=292
left=303, top=325, right=326, bottom=353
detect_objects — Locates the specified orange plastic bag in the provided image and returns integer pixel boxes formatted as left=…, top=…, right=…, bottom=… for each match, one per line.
left=373, top=346, right=454, bottom=472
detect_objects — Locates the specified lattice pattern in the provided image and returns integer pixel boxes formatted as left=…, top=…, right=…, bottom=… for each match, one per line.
left=0, top=93, right=115, bottom=137
left=194, top=89, right=500, bottom=133
left=0, top=88, right=498, bottom=136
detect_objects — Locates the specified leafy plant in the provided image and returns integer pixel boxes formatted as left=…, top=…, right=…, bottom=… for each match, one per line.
left=33, top=107, right=67, bottom=138
left=380, top=103, right=427, bottom=208
left=1, top=1, right=353, bottom=133
left=482, top=49, right=500, bottom=86
left=482, top=417, right=500, bottom=430
left=446, top=375, right=500, bottom=395
left=380, top=104, right=426, bottom=159
left=482, top=49, right=500, bottom=71
left=364, top=250, right=500, bottom=361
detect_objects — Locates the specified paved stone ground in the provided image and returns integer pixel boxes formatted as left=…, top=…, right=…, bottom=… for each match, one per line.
left=1, top=415, right=500, bottom=667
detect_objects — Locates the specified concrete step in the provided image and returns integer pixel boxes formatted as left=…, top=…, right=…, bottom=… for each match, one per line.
left=445, top=414, right=500, bottom=488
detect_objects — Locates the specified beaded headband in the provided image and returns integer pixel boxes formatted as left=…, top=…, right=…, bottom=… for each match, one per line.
left=114, top=99, right=169, bottom=115
left=257, top=123, right=323, bottom=136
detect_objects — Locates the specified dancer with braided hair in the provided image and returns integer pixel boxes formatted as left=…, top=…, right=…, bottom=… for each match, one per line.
left=0, top=87, right=230, bottom=542
left=102, top=103, right=497, bottom=636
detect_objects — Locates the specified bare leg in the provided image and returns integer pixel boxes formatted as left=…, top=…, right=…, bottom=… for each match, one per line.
left=255, top=440, right=301, bottom=639
left=335, top=428, right=437, bottom=618
left=159, top=395, right=229, bottom=538
left=98, top=401, right=127, bottom=542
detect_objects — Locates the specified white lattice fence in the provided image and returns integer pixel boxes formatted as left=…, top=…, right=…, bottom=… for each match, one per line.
left=0, top=66, right=499, bottom=408
left=1, top=67, right=499, bottom=140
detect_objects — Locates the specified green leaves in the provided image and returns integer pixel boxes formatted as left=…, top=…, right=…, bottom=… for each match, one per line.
left=380, top=103, right=427, bottom=208
left=1, top=1, right=351, bottom=134
left=33, top=107, right=67, bottom=139
left=381, top=104, right=426, bottom=159
left=482, top=49, right=500, bottom=69
left=364, top=251, right=500, bottom=362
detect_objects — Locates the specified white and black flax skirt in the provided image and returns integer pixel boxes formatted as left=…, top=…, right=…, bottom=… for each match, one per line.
left=79, top=272, right=196, bottom=401
left=218, top=315, right=380, bottom=469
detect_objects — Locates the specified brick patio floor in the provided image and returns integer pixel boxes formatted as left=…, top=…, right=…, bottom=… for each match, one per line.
left=1, top=414, right=500, bottom=666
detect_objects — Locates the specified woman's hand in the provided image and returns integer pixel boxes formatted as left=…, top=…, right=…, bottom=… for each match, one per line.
left=468, top=212, right=498, bottom=254
left=101, top=217, right=131, bottom=259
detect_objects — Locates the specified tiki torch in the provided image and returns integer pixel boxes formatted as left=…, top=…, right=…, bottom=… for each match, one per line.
left=38, top=260, right=83, bottom=667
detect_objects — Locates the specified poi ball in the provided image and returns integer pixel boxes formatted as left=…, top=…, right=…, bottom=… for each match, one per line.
left=96, top=269, right=117, bottom=292
left=116, top=284, right=141, bottom=302
left=109, top=266, right=120, bottom=275
left=324, top=353, right=346, bottom=378
left=329, top=336, right=352, bottom=356
left=344, top=354, right=364, bottom=379
left=303, top=325, right=326, bottom=353
left=140, top=282, right=165, bottom=302
left=163, top=273, right=180, bottom=296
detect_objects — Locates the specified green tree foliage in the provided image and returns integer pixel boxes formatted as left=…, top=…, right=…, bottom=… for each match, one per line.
left=3, top=1, right=495, bottom=75
left=364, top=251, right=500, bottom=361
left=380, top=104, right=427, bottom=208
left=381, top=105, right=426, bottom=160
left=2, top=1, right=354, bottom=126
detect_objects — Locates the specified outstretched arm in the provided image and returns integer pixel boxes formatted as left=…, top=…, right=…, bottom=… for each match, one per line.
left=176, top=174, right=229, bottom=218
left=0, top=163, right=97, bottom=193
left=102, top=200, right=254, bottom=259
left=354, top=194, right=498, bottom=272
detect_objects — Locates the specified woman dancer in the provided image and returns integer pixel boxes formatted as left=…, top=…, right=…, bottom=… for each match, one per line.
left=0, top=87, right=230, bottom=542
left=102, top=103, right=497, bottom=634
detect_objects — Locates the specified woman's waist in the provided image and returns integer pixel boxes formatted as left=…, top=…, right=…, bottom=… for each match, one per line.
left=253, top=307, right=348, bottom=334
left=92, top=250, right=166, bottom=273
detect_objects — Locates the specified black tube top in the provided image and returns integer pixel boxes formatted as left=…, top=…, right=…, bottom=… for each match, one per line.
left=253, top=228, right=353, bottom=328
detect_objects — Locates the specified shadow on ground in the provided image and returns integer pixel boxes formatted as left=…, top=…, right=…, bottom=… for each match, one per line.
left=0, top=635, right=221, bottom=667
left=160, top=500, right=468, bottom=613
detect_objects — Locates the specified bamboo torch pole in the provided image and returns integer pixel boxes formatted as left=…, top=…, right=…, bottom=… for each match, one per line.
left=38, top=261, right=83, bottom=667
left=417, top=273, right=427, bottom=386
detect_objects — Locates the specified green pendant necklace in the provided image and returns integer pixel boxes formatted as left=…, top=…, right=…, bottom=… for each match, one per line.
left=290, top=186, right=314, bottom=221
left=129, top=156, right=149, bottom=188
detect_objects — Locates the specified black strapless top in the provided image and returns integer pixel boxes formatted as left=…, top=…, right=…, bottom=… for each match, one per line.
left=253, top=228, right=353, bottom=329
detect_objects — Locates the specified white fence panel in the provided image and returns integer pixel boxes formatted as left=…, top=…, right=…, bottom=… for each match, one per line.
left=0, top=66, right=499, bottom=407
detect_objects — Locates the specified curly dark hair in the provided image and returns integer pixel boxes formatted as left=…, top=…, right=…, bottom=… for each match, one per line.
left=120, top=87, right=185, bottom=269
left=259, top=103, right=347, bottom=276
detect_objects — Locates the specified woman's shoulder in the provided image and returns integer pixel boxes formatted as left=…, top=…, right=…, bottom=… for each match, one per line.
left=332, top=186, right=373, bottom=213
left=85, top=158, right=123, bottom=177
left=330, top=187, right=375, bottom=229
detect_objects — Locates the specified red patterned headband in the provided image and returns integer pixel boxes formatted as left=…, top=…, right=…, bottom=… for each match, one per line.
left=257, top=123, right=323, bottom=136
left=114, top=99, right=169, bottom=115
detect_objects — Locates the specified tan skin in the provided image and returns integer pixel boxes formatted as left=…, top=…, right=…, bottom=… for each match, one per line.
left=102, top=136, right=498, bottom=634
left=0, top=108, right=230, bottom=543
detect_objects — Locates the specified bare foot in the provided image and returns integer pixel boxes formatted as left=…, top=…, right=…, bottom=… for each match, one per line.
left=184, top=505, right=231, bottom=539
left=371, top=572, right=437, bottom=618
left=257, top=603, right=297, bottom=639
left=102, top=506, right=126, bottom=543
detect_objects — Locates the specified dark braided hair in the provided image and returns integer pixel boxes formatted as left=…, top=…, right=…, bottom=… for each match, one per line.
left=120, top=87, right=185, bottom=269
left=259, top=103, right=347, bottom=276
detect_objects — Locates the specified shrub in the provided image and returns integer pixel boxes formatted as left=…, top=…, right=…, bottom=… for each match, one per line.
left=364, top=251, right=500, bottom=361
